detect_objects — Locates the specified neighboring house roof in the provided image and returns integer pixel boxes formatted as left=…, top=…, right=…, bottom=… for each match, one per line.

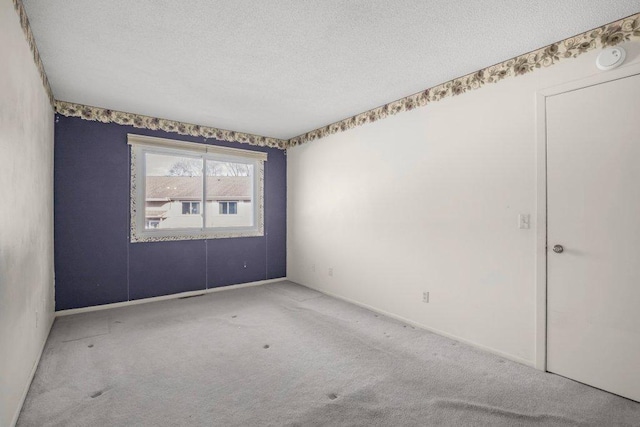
left=146, top=176, right=251, bottom=201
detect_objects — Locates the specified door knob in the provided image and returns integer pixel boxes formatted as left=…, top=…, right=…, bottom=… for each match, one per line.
left=553, top=245, right=564, bottom=253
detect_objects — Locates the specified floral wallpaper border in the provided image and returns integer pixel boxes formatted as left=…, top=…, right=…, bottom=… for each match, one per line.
left=288, top=12, right=640, bottom=147
left=129, top=148, right=266, bottom=243
left=12, top=0, right=55, bottom=107
left=55, top=101, right=288, bottom=150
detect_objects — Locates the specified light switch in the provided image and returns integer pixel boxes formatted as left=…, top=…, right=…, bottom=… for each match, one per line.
left=518, top=214, right=531, bottom=229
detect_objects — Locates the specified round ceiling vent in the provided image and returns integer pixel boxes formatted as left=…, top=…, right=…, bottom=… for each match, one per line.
left=596, top=47, right=626, bottom=71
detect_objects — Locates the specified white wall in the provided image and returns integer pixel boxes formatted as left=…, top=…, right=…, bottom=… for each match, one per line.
left=0, top=1, right=55, bottom=425
left=288, top=41, right=640, bottom=366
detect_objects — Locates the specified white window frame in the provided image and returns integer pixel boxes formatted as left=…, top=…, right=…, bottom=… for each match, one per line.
left=129, top=134, right=266, bottom=243
left=219, top=201, right=238, bottom=215
left=182, top=201, right=201, bottom=215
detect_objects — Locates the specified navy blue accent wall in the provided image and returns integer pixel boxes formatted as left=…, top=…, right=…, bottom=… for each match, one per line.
left=54, top=116, right=286, bottom=310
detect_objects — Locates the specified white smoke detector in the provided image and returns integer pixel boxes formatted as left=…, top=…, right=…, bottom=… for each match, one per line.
left=596, top=47, right=626, bottom=71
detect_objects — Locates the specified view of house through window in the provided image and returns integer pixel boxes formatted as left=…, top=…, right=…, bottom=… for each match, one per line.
left=129, top=134, right=266, bottom=242
left=144, top=153, right=254, bottom=231
left=205, top=160, right=253, bottom=228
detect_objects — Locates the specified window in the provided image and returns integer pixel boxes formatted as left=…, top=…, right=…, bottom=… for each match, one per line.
left=146, top=220, right=160, bottom=229
left=182, top=202, right=200, bottom=215
left=219, top=201, right=238, bottom=215
left=129, top=134, right=266, bottom=242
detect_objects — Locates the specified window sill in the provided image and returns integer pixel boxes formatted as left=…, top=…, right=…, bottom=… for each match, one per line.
left=130, top=227, right=264, bottom=243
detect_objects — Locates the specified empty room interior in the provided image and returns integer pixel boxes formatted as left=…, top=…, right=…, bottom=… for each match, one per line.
left=2, top=1, right=640, bottom=426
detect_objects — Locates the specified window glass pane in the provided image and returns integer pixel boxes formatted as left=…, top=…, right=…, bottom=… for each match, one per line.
left=131, top=138, right=265, bottom=242
left=205, top=160, right=253, bottom=228
left=182, top=202, right=200, bottom=215
left=145, top=152, right=203, bottom=229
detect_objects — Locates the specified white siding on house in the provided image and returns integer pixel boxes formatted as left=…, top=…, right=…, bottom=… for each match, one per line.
left=158, top=201, right=202, bottom=229
left=148, top=200, right=253, bottom=229
left=205, top=201, right=253, bottom=228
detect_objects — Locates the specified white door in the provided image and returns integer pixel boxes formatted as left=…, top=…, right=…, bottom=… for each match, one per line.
left=546, top=72, right=640, bottom=402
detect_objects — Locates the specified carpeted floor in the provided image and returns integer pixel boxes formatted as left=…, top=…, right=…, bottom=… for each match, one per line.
left=18, top=281, right=640, bottom=426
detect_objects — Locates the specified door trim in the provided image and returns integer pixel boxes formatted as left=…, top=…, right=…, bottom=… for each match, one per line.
left=534, top=61, right=640, bottom=371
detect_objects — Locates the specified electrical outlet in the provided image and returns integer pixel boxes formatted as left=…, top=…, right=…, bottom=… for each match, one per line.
left=328, top=267, right=333, bottom=277
left=311, top=263, right=316, bottom=273
left=243, top=261, right=247, bottom=269
left=35, top=310, right=38, bottom=328
left=422, top=292, right=429, bottom=303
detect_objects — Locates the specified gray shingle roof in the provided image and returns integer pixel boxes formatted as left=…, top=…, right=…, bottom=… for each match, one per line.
left=146, top=176, right=251, bottom=200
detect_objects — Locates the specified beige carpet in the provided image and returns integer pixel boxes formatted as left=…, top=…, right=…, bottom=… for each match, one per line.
left=18, top=281, right=640, bottom=426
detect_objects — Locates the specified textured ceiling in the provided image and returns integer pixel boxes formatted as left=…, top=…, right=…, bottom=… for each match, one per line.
left=21, top=1, right=640, bottom=140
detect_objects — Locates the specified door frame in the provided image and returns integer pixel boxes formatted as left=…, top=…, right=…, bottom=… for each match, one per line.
left=534, top=61, right=640, bottom=371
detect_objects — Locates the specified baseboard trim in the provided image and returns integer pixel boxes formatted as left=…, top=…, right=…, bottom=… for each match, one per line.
left=296, top=281, right=535, bottom=368
left=55, top=277, right=288, bottom=317
left=11, top=315, right=55, bottom=427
